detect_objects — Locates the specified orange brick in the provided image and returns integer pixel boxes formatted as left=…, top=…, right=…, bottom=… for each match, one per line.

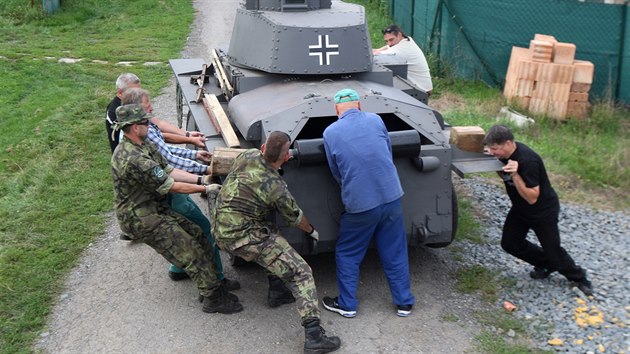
left=548, top=100, right=569, bottom=120
left=570, top=83, right=591, bottom=93
left=511, top=96, right=531, bottom=109
left=573, top=60, right=595, bottom=84
left=551, top=83, right=571, bottom=102
left=532, top=80, right=552, bottom=98
left=503, top=47, right=531, bottom=99
left=567, top=101, right=590, bottom=120
left=529, top=98, right=548, bottom=115
left=553, top=42, right=576, bottom=64
left=568, top=92, right=589, bottom=102
left=534, top=34, right=558, bottom=44
left=515, top=79, right=534, bottom=97
left=517, top=60, right=540, bottom=80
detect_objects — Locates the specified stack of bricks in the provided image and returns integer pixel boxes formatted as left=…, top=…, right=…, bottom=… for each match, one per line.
left=503, top=34, right=594, bottom=120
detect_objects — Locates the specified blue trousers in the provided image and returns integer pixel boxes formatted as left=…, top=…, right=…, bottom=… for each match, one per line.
left=167, top=193, right=224, bottom=280
left=335, top=198, right=414, bottom=311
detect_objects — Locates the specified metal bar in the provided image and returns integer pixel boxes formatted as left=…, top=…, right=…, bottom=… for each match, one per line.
left=615, top=0, right=628, bottom=101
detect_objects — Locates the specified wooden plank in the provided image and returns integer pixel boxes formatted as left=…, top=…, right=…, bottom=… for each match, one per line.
left=210, top=147, right=247, bottom=176
left=203, top=93, right=241, bottom=148
left=449, top=126, right=485, bottom=153
left=573, top=60, right=595, bottom=84
left=553, top=42, right=576, bottom=64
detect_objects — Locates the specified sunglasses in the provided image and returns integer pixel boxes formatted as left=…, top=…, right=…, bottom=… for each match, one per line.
left=135, top=120, right=150, bottom=126
left=382, top=26, right=401, bottom=35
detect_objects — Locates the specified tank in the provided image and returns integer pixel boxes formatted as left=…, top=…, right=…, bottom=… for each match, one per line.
left=170, top=0, right=501, bottom=255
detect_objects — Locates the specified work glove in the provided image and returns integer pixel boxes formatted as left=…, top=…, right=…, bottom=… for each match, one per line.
left=201, top=174, right=213, bottom=185
left=205, top=183, right=222, bottom=195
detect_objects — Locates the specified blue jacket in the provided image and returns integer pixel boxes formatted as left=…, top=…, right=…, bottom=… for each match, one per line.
left=323, top=108, right=403, bottom=213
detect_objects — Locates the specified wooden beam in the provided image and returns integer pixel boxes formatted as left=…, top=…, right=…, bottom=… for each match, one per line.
left=210, top=147, right=247, bottom=176
left=202, top=93, right=241, bottom=148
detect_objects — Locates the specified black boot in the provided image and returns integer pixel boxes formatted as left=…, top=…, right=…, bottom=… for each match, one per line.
left=267, top=275, right=296, bottom=308
left=303, top=318, right=341, bottom=354
left=202, top=287, right=243, bottom=314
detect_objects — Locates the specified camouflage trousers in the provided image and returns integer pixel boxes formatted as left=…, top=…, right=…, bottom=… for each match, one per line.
left=137, top=207, right=220, bottom=297
left=217, top=231, right=320, bottom=320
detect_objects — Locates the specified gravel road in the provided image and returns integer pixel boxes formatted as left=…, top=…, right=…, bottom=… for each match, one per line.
left=34, top=0, right=629, bottom=353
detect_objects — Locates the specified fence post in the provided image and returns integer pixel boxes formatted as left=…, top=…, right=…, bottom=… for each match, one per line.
left=615, top=0, right=628, bottom=101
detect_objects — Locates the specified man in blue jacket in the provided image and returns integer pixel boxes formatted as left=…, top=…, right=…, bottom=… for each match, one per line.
left=322, top=88, right=415, bottom=318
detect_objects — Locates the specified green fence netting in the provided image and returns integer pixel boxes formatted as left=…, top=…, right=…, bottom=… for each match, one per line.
left=387, top=0, right=629, bottom=103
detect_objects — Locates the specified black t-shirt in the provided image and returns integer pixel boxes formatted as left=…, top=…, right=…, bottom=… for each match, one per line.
left=499, top=142, right=559, bottom=220
left=106, top=96, right=122, bottom=153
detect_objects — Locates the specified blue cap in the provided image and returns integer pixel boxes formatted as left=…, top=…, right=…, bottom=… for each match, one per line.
left=334, top=89, right=360, bottom=104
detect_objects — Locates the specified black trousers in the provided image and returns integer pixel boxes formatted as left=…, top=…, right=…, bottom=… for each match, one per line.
left=501, top=207, right=586, bottom=281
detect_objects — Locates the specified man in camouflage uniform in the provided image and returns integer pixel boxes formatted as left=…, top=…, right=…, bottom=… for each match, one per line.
left=212, top=131, right=340, bottom=354
left=111, top=104, right=242, bottom=314
left=121, top=87, right=240, bottom=288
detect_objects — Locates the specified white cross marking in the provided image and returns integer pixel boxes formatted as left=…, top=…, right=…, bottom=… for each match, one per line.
left=308, top=34, right=339, bottom=66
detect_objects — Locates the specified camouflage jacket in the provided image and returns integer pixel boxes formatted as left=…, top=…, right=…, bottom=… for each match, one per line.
left=212, top=149, right=303, bottom=246
left=111, top=137, right=175, bottom=236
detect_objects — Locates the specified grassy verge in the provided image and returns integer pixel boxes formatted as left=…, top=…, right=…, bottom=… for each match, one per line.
left=0, top=1, right=192, bottom=352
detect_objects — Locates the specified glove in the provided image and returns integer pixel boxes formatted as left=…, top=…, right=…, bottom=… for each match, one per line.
left=205, top=183, right=222, bottom=195
left=306, top=224, right=319, bottom=241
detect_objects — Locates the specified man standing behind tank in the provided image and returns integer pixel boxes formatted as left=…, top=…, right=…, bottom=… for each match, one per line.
left=111, top=104, right=242, bottom=314
left=322, top=89, right=415, bottom=318
left=211, top=131, right=341, bottom=354
left=372, top=24, right=433, bottom=95
left=483, top=125, right=593, bottom=296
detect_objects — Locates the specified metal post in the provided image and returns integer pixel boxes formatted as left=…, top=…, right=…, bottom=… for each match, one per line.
left=615, top=0, right=628, bottom=101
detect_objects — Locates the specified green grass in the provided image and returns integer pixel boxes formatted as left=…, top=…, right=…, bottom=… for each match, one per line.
left=0, top=1, right=193, bottom=352
left=454, top=265, right=499, bottom=303
left=455, top=197, right=484, bottom=244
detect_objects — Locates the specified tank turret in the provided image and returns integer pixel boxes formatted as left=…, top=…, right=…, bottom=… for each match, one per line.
left=228, top=0, right=372, bottom=75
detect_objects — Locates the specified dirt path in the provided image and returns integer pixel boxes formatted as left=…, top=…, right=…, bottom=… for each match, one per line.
left=36, top=1, right=484, bottom=352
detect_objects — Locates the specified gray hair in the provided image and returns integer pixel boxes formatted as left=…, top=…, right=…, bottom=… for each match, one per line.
left=115, top=73, right=140, bottom=91
left=482, top=125, right=515, bottom=146
left=121, top=87, right=150, bottom=105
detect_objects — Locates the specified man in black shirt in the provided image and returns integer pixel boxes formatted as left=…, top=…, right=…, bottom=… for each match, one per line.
left=483, top=125, right=593, bottom=296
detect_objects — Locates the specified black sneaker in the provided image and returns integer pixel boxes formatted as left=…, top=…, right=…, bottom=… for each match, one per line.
left=221, top=278, right=241, bottom=291
left=529, top=267, right=554, bottom=279
left=397, top=304, right=413, bottom=317
left=168, top=271, right=190, bottom=281
left=322, top=296, right=356, bottom=318
left=576, top=279, right=594, bottom=297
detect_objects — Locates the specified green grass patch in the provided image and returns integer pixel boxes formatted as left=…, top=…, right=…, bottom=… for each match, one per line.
left=455, top=265, right=499, bottom=303
left=455, top=197, right=484, bottom=244
left=0, top=1, right=193, bottom=352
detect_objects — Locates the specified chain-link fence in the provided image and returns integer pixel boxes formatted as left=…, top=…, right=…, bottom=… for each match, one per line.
left=386, top=0, right=629, bottom=103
